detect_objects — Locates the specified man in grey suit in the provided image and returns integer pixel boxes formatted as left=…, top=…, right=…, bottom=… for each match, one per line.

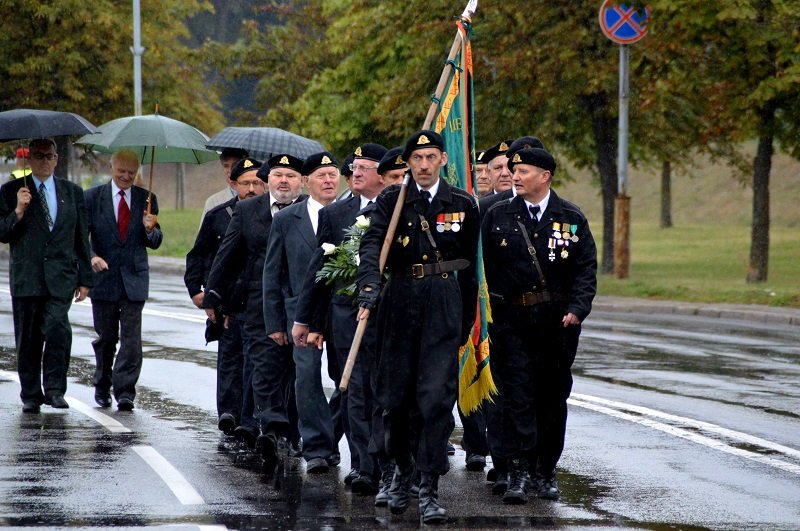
left=84, top=149, right=162, bottom=411
left=263, top=152, right=340, bottom=473
left=0, top=138, right=92, bottom=413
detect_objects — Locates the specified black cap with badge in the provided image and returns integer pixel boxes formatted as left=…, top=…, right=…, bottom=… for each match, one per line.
left=402, top=130, right=445, bottom=160
left=267, top=153, right=304, bottom=174
left=507, top=147, right=556, bottom=175
left=352, top=143, right=387, bottom=162
left=302, top=151, right=338, bottom=176
left=230, top=157, right=263, bottom=182
left=377, top=146, right=407, bottom=174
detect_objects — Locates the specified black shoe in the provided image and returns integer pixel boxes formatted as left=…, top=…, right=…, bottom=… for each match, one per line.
left=538, top=473, right=560, bottom=500
left=117, top=398, right=134, bottom=411
left=218, top=413, right=237, bottom=435
left=344, top=467, right=359, bottom=486
left=351, top=473, right=379, bottom=495
left=465, top=453, right=486, bottom=471
left=94, top=391, right=112, bottom=408
left=233, top=426, right=257, bottom=447
left=374, top=462, right=394, bottom=507
left=256, top=432, right=286, bottom=464
left=48, top=395, right=69, bottom=409
left=326, top=453, right=341, bottom=467
left=306, top=457, right=329, bottom=474
left=486, top=467, right=498, bottom=482
left=446, top=442, right=456, bottom=455
left=288, top=441, right=303, bottom=458
left=419, top=473, right=447, bottom=525
left=491, top=472, right=509, bottom=495
left=22, top=401, right=40, bottom=414
left=502, top=460, right=530, bottom=505
left=387, top=461, right=415, bottom=515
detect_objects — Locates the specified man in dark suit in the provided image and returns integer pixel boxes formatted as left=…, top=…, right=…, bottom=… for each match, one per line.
left=293, top=142, right=389, bottom=496
left=0, top=138, right=92, bottom=413
left=263, top=151, right=339, bottom=473
left=185, top=157, right=262, bottom=439
left=204, top=154, right=306, bottom=465
left=84, top=149, right=162, bottom=411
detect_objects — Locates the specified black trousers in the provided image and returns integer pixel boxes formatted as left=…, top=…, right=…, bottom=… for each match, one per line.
left=490, top=302, right=578, bottom=472
left=91, top=298, right=145, bottom=401
left=216, top=316, right=244, bottom=421
left=12, top=295, right=72, bottom=403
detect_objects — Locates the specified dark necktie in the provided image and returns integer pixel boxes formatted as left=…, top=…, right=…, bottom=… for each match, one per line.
left=39, top=183, right=53, bottom=230
left=118, top=190, right=130, bottom=241
left=529, top=204, right=540, bottom=222
left=275, top=202, right=290, bottom=210
left=367, top=200, right=374, bottom=206
left=420, top=190, right=432, bottom=203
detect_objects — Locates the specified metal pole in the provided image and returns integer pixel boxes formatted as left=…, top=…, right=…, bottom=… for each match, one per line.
left=614, top=44, right=631, bottom=279
left=132, top=0, right=144, bottom=116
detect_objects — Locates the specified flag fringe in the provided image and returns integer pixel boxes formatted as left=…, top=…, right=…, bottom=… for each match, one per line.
left=458, top=337, right=497, bottom=414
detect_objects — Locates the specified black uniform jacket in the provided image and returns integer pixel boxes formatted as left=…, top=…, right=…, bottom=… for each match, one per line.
left=357, top=179, right=479, bottom=337
left=184, top=196, right=237, bottom=298
left=481, top=190, right=597, bottom=322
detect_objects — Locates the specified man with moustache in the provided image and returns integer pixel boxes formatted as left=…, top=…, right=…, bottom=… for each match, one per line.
left=84, top=149, right=162, bottom=411
left=204, top=154, right=306, bottom=462
left=263, top=152, right=340, bottom=473
left=0, top=138, right=92, bottom=413
left=481, top=146, right=596, bottom=504
left=356, top=130, right=479, bottom=524
left=185, top=157, right=265, bottom=439
left=293, top=143, right=388, bottom=494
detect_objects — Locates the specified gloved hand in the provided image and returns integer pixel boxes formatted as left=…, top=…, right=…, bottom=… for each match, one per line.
left=358, top=283, right=380, bottom=310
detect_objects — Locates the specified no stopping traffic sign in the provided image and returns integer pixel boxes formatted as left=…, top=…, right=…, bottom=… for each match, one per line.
left=599, top=1, right=650, bottom=45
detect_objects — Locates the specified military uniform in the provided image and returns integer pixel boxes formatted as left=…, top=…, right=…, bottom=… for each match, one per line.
left=481, top=187, right=596, bottom=499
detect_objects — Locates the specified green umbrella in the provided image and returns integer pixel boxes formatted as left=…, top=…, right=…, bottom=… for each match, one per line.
left=75, top=111, right=218, bottom=213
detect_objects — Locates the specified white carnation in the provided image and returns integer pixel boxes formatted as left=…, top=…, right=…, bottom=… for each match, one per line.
left=355, top=215, right=370, bottom=229
left=322, top=243, right=336, bottom=255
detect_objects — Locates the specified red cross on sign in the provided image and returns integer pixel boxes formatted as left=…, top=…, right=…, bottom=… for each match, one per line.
left=599, top=1, right=651, bottom=45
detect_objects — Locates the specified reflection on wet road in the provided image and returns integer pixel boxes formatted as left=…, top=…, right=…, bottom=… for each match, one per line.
left=1, top=263, right=799, bottom=529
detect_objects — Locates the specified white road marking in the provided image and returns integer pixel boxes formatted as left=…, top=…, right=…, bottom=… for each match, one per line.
left=132, top=445, right=206, bottom=505
left=570, top=397, right=800, bottom=476
left=65, top=397, right=131, bottom=433
left=0, top=369, right=18, bottom=382
left=196, top=526, right=229, bottom=531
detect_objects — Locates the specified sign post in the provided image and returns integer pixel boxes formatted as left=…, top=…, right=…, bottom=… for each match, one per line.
left=599, top=1, right=650, bottom=279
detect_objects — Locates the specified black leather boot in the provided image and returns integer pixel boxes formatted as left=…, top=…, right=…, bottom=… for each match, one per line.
left=502, top=458, right=530, bottom=504
left=387, top=461, right=415, bottom=515
left=374, top=461, right=394, bottom=507
left=419, top=473, right=447, bottom=524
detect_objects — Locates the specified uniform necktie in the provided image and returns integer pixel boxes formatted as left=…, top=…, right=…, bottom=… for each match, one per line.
left=118, top=190, right=130, bottom=241
left=38, top=183, right=53, bottom=230
left=275, top=202, right=290, bottom=210
left=529, top=204, right=540, bottom=222
left=367, top=200, right=374, bottom=206
left=420, top=190, right=432, bottom=203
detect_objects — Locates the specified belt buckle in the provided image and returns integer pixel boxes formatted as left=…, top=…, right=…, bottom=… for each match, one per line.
left=411, top=264, right=425, bottom=279
left=522, top=292, right=534, bottom=305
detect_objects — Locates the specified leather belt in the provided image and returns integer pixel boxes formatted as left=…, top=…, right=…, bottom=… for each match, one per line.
left=395, top=259, right=471, bottom=279
left=491, top=291, right=567, bottom=306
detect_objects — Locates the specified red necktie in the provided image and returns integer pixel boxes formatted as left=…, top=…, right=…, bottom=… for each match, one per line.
left=118, top=190, right=130, bottom=241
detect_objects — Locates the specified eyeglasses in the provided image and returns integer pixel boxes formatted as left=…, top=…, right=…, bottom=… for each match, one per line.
left=349, top=163, right=378, bottom=173
left=237, top=180, right=264, bottom=188
left=31, top=152, right=57, bottom=161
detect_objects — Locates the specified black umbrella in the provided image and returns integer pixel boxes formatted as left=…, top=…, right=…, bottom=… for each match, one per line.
left=0, top=108, right=98, bottom=142
left=205, top=126, right=326, bottom=160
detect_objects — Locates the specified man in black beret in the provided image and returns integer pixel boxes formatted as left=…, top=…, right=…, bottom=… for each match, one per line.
left=357, top=129, right=479, bottom=524
left=481, top=146, right=596, bottom=504
left=475, top=149, right=492, bottom=197
left=204, top=152, right=307, bottom=465
left=483, top=140, right=514, bottom=194
left=202, top=147, right=249, bottom=219
left=479, top=136, right=546, bottom=214
left=186, top=157, right=264, bottom=440
left=377, top=146, right=407, bottom=186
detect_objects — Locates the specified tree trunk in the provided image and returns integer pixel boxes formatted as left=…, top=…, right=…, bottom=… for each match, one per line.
left=660, top=160, right=672, bottom=228
left=589, top=96, right=617, bottom=275
left=54, top=139, right=70, bottom=181
left=747, top=114, right=774, bottom=283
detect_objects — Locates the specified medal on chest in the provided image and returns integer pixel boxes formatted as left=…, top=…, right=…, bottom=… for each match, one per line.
left=436, top=212, right=464, bottom=233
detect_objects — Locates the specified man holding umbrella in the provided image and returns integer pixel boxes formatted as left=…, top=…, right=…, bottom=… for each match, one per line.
left=84, top=149, right=162, bottom=411
left=0, top=138, right=93, bottom=413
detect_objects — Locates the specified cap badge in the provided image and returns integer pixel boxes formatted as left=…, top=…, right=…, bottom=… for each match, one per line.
left=321, top=155, right=332, bottom=164
left=500, top=142, right=508, bottom=151
left=280, top=156, right=289, bottom=164
left=355, top=147, right=363, bottom=156
left=243, top=159, right=253, bottom=168
left=395, top=155, right=404, bottom=164
left=512, top=153, right=522, bottom=163
left=417, top=134, right=431, bottom=145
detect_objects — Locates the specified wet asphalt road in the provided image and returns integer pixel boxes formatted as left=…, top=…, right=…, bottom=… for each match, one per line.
left=1, top=262, right=799, bottom=530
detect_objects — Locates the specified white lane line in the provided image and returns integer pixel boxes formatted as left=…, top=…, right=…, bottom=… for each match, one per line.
left=65, top=397, right=131, bottom=433
left=572, top=393, right=800, bottom=460
left=132, top=445, right=206, bottom=505
left=197, top=526, right=229, bottom=531
left=0, top=287, right=205, bottom=324
left=0, top=369, right=19, bottom=382
left=569, top=398, right=800, bottom=476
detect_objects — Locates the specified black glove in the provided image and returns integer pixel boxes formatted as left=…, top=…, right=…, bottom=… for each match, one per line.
left=358, top=283, right=380, bottom=310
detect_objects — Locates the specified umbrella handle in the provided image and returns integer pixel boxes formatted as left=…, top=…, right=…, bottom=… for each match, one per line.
left=146, top=146, right=154, bottom=215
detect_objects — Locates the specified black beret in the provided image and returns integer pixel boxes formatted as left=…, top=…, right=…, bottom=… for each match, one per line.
left=267, top=153, right=304, bottom=174
left=377, top=146, right=407, bottom=174
left=340, top=153, right=354, bottom=177
left=230, top=157, right=263, bottom=182
left=506, top=136, right=545, bottom=159
left=302, top=151, right=338, bottom=176
left=475, top=149, right=488, bottom=164
left=352, top=143, right=387, bottom=162
left=402, top=130, right=444, bottom=160
left=482, top=139, right=515, bottom=163
left=220, top=147, right=249, bottom=160
left=507, top=147, right=556, bottom=175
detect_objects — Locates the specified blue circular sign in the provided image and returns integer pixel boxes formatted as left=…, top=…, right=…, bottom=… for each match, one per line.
left=599, top=1, right=651, bottom=45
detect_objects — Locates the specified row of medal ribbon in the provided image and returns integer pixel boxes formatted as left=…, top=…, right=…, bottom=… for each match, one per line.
left=549, top=222, right=579, bottom=261
left=436, top=212, right=465, bottom=233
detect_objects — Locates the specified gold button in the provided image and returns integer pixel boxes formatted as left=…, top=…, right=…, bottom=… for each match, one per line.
left=422, top=255, right=428, bottom=260
left=534, top=233, right=538, bottom=238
